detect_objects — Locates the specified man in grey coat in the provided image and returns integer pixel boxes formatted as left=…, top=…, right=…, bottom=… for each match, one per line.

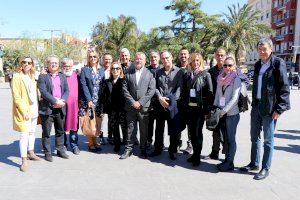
left=120, top=52, right=156, bottom=159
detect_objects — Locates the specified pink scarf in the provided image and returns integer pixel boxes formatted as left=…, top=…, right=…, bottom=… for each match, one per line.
left=217, top=70, right=237, bottom=87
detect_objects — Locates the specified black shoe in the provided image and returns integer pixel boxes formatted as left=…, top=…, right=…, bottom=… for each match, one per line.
left=57, top=151, right=69, bottom=159
left=134, top=140, right=140, bottom=146
left=203, top=150, right=219, bottom=160
left=146, top=142, right=152, bottom=150
left=187, top=155, right=196, bottom=163
left=140, top=150, right=148, bottom=159
left=113, top=145, right=120, bottom=153
left=239, top=163, right=259, bottom=172
left=45, top=153, right=53, bottom=162
left=149, top=150, right=162, bottom=157
left=192, top=159, right=201, bottom=167
left=107, top=136, right=114, bottom=145
left=218, top=162, right=234, bottom=172
left=182, top=142, right=193, bottom=155
left=168, top=151, right=176, bottom=160
left=254, top=168, right=269, bottom=180
left=99, top=136, right=107, bottom=145
left=119, top=150, right=132, bottom=159
left=72, top=147, right=80, bottom=155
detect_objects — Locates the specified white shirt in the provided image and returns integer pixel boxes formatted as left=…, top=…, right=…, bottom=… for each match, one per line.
left=135, top=66, right=144, bottom=85
left=256, top=60, right=271, bottom=99
left=104, top=69, right=110, bottom=80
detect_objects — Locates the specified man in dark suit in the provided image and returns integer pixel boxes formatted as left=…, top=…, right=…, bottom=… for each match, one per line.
left=240, top=38, right=290, bottom=180
left=120, top=48, right=135, bottom=74
left=149, top=50, right=183, bottom=160
left=120, top=52, right=156, bottom=159
left=38, top=55, right=69, bottom=162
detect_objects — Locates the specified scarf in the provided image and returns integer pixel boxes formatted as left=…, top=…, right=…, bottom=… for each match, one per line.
left=217, top=70, right=237, bottom=87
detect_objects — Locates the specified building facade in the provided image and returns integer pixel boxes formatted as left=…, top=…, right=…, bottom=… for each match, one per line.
left=246, top=0, right=273, bottom=68
left=271, top=0, right=299, bottom=71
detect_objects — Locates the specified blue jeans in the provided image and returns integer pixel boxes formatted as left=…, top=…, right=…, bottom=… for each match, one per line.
left=64, top=130, right=79, bottom=149
left=225, top=114, right=240, bottom=163
left=250, top=106, right=276, bottom=169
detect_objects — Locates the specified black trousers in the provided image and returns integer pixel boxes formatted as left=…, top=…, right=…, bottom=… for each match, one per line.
left=41, top=109, right=66, bottom=154
left=126, top=110, right=149, bottom=151
left=154, top=109, right=179, bottom=153
left=110, top=110, right=127, bottom=147
left=187, top=107, right=205, bottom=158
left=147, top=109, right=158, bottom=144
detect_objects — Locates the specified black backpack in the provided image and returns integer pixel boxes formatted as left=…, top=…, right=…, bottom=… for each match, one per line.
left=238, top=82, right=249, bottom=112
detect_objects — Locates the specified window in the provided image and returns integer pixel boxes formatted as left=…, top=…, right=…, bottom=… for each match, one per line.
left=290, top=25, right=294, bottom=34
left=266, top=13, right=269, bottom=18
left=261, top=16, right=264, bottom=21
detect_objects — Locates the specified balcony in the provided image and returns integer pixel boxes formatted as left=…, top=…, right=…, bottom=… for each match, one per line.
left=277, top=4, right=286, bottom=12
left=275, top=20, right=285, bottom=27
left=275, top=35, right=284, bottom=41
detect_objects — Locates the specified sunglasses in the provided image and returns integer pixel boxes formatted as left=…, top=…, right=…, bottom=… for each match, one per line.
left=89, top=55, right=97, bottom=59
left=21, top=61, right=32, bottom=65
left=223, top=64, right=233, bottom=68
left=112, top=67, right=120, bottom=71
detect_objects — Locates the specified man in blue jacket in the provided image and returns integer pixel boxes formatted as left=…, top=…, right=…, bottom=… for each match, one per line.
left=240, top=38, right=290, bottom=180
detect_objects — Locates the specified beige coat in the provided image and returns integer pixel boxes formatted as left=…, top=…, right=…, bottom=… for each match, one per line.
left=11, top=72, right=37, bottom=132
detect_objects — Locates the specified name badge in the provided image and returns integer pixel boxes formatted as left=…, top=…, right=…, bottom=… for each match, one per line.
left=219, top=97, right=226, bottom=107
left=190, top=89, right=196, bottom=97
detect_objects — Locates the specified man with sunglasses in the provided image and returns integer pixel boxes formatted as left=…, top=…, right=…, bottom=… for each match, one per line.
left=38, top=55, right=69, bottom=162
left=120, top=52, right=156, bottom=159
left=240, top=38, right=290, bottom=180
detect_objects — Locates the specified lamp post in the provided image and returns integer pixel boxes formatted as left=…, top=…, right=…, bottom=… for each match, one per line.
left=43, top=29, right=61, bottom=54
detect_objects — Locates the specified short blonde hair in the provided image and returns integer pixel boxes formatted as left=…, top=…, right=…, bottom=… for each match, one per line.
left=87, top=49, right=100, bottom=67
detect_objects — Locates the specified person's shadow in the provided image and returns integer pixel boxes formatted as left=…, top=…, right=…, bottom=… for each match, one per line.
left=0, top=140, right=21, bottom=168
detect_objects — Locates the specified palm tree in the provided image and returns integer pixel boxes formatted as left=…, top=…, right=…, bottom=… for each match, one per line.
left=217, top=3, right=272, bottom=65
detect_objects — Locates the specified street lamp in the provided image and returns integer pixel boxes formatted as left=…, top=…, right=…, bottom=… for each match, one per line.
left=43, top=29, right=61, bottom=54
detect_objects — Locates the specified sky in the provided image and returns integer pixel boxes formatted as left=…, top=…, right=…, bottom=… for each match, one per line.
left=0, top=0, right=247, bottom=39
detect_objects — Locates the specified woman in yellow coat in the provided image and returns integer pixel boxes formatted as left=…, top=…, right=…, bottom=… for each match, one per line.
left=12, top=56, right=40, bottom=172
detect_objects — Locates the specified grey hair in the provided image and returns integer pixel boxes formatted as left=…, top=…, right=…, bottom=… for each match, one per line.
left=120, top=48, right=130, bottom=54
left=135, top=52, right=146, bottom=60
left=46, top=55, right=59, bottom=63
left=61, top=58, right=73, bottom=66
left=257, top=37, right=273, bottom=49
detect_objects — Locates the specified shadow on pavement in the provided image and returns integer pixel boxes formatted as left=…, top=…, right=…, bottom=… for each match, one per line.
left=274, top=144, right=300, bottom=154
left=277, top=129, right=300, bottom=134
left=274, top=133, right=300, bottom=140
left=0, top=140, right=20, bottom=168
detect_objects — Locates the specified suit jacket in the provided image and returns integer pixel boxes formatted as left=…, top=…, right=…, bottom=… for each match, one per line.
left=122, top=66, right=156, bottom=112
left=38, top=72, right=69, bottom=115
left=79, top=66, right=105, bottom=102
left=252, top=54, right=290, bottom=116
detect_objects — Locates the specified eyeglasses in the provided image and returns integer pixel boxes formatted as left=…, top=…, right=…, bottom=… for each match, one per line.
left=21, top=61, right=32, bottom=65
left=112, top=67, right=120, bottom=71
left=89, top=56, right=97, bottom=59
left=223, top=64, right=233, bottom=68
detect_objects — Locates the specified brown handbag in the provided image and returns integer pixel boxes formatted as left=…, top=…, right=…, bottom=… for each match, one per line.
left=80, top=108, right=97, bottom=137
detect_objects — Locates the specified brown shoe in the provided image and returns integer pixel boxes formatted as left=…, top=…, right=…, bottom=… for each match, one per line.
left=27, top=151, right=41, bottom=161
left=20, top=157, right=28, bottom=172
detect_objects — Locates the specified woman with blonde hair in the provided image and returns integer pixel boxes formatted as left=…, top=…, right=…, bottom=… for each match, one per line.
left=96, top=62, right=127, bottom=152
left=79, top=50, right=105, bottom=152
left=182, top=53, right=213, bottom=166
left=12, top=56, right=40, bottom=172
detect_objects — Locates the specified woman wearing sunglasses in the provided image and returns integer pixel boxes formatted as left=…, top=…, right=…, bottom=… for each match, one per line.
left=11, top=56, right=40, bottom=172
left=97, top=62, right=127, bottom=152
left=79, top=50, right=105, bottom=152
left=214, top=56, right=241, bottom=172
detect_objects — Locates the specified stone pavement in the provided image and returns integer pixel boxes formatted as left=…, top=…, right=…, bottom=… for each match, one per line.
left=0, top=82, right=299, bottom=200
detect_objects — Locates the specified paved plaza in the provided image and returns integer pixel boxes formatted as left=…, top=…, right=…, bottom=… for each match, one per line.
left=0, top=82, right=299, bottom=200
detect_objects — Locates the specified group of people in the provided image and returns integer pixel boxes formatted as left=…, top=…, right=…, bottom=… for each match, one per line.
left=11, top=37, right=290, bottom=181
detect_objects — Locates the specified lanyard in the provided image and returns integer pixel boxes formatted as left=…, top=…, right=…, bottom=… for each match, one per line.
left=222, top=85, right=229, bottom=95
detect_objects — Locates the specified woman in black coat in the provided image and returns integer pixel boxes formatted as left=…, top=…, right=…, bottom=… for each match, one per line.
left=97, top=62, right=127, bottom=152
left=183, top=53, right=214, bottom=166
